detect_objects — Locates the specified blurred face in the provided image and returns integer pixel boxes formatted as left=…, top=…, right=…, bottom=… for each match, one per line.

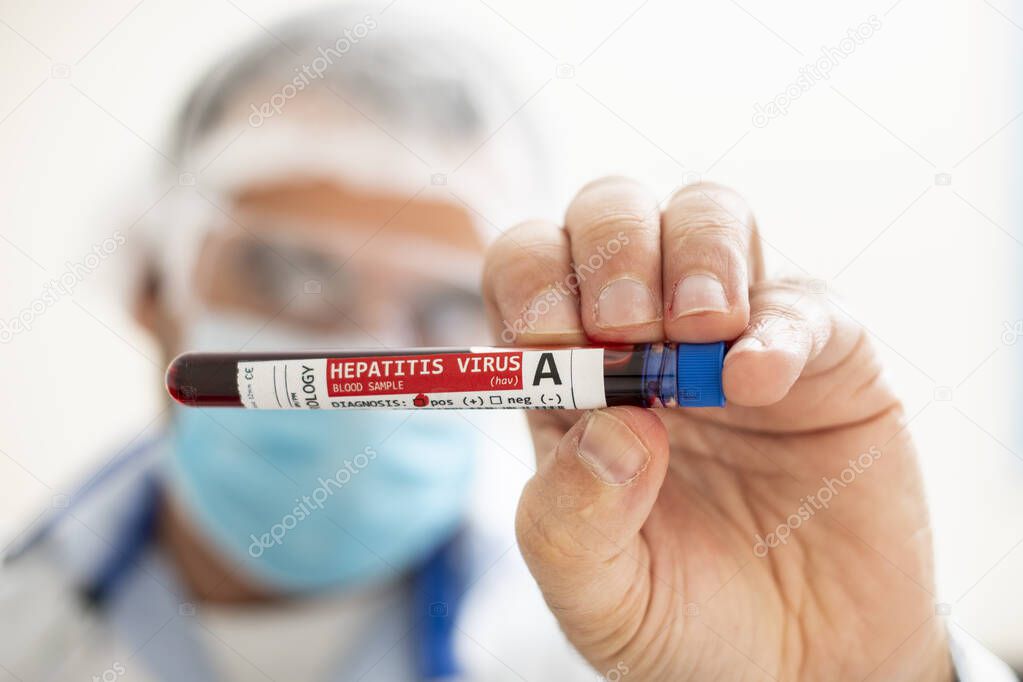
left=166, top=178, right=488, bottom=594
left=159, top=65, right=504, bottom=596
left=183, top=178, right=488, bottom=349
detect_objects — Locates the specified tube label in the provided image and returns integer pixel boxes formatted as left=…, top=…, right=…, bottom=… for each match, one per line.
left=236, top=347, right=607, bottom=410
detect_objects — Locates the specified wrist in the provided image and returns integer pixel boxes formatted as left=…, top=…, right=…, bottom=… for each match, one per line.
left=924, top=651, right=955, bottom=682
left=917, top=625, right=954, bottom=682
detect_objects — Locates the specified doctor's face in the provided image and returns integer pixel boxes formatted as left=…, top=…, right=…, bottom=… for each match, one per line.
left=183, top=178, right=488, bottom=349
left=164, top=178, right=485, bottom=596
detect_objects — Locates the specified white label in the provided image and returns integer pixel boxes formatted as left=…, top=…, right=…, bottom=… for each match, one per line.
left=236, top=347, right=607, bottom=410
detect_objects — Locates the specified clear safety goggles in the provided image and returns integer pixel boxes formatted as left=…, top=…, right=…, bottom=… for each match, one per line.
left=185, top=213, right=487, bottom=348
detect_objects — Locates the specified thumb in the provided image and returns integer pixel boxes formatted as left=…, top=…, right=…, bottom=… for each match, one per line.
left=516, top=407, right=669, bottom=656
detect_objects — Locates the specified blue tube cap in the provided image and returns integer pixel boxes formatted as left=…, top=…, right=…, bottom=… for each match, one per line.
left=676, top=342, right=726, bottom=407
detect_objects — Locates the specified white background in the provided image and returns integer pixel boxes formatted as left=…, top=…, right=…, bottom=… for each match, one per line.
left=0, top=0, right=1021, bottom=668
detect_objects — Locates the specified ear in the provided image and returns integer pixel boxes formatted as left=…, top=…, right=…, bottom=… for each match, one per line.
left=132, top=265, right=180, bottom=356
left=132, top=264, right=163, bottom=334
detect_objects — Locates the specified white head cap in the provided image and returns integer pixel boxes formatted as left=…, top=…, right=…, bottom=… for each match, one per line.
left=129, top=3, right=557, bottom=312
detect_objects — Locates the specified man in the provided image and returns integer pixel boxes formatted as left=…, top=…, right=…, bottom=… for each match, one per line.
left=0, top=4, right=1015, bottom=681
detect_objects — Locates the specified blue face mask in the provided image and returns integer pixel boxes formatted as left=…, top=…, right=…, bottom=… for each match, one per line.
left=167, top=314, right=478, bottom=593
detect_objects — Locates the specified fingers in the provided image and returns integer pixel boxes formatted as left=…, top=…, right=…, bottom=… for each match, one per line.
left=661, top=183, right=762, bottom=342
left=722, top=279, right=862, bottom=407
left=564, top=177, right=663, bottom=342
left=484, top=179, right=769, bottom=355
left=516, top=408, right=669, bottom=651
left=482, top=220, right=585, bottom=345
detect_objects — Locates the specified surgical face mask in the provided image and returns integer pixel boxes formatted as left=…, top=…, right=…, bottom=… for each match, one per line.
left=167, top=312, right=478, bottom=592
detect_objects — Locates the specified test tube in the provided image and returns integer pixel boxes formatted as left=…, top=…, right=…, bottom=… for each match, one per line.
left=166, top=342, right=726, bottom=410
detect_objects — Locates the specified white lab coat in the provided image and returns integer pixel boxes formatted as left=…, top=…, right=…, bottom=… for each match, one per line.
left=0, top=437, right=1015, bottom=681
left=0, top=437, right=596, bottom=681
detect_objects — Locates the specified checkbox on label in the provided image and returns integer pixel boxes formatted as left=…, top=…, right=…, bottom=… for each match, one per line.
left=489, top=395, right=502, bottom=405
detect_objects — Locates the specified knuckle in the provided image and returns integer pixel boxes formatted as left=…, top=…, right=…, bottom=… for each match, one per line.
left=669, top=181, right=745, bottom=210
left=666, top=182, right=755, bottom=238
left=664, top=211, right=747, bottom=247
left=489, top=220, right=564, bottom=257
left=575, top=175, right=645, bottom=200
left=484, top=222, right=568, bottom=283
left=663, top=226, right=747, bottom=278
left=576, top=210, right=656, bottom=249
left=504, top=245, right=566, bottom=276
left=750, top=301, right=807, bottom=326
left=516, top=501, right=588, bottom=566
left=520, top=514, right=593, bottom=566
left=746, top=284, right=822, bottom=345
left=487, top=253, right=569, bottom=302
left=516, top=463, right=605, bottom=567
left=568, top=178, right=658, bottom=243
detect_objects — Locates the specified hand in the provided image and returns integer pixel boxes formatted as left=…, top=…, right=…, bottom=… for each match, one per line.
left=482, top=178, right=952, bottom=681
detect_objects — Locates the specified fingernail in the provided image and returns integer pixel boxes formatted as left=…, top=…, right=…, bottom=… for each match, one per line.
left=577, top=412, right=650, bottom=485
left=594, top=277, right=659, bottom=328
left=671, top=273, right=729, bottom=318
left=522, top=288, right=579, bottom=334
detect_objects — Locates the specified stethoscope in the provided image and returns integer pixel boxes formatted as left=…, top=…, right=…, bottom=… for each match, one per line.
left=10, top=439, right=465, bottom=681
